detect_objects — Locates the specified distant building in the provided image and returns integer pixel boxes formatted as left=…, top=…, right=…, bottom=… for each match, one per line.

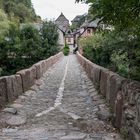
left=71, top=14, right=87, bottom=28
left=71, top=15, right=82, bottom=27
left=65, top=29, right=74, bottom=45
left=55, top=12, right=69, bottom=33
left=55, top=13, right=70, bottom=47
left=79, top=18, right=100, bottom=38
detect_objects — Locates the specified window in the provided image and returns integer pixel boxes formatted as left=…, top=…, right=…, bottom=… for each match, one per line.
left=68, top=38, right=71, bottom=42
left=87, top=29, right=91, bottom=34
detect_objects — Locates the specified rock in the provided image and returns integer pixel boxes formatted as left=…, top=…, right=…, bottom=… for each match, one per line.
left=3, top=108, right=17, bottom=115
left=6, top=116, right=26, bottom=126
left=97, top=107, right=112, bottom=121
left=2, top=128, right=18, bottom=133
left=67, top=112, right=81, bottom=120
left=60, top=132, right=87, bottom=140
left=10, top=103, right=23, bottom=109
left=102, top=133, right=123, bottom=140
left=125, top=109, right=135, bottom=120
left=102, top=136, right=114, bottom=140
left=53, top=131, right=66, bottom=137
left=0, top=77, right=8, bottom=108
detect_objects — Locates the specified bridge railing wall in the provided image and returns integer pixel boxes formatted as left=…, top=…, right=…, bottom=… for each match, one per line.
left=77, top=52, right=140, bottom=140
left=0, top=52, right=63, bottom=108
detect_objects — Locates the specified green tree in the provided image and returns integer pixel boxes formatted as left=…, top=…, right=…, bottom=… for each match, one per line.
left=20, top=24, right=42, bottom=62
left=77, top=0, right=140, bottom=81
left=0, top=9, right=9, bottom=39
left=1, top=0, right=37, bottom=23
left=41, top=21, right=59, bottom=58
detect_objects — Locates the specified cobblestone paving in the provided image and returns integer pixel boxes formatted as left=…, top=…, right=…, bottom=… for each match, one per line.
left=0, top=55, right=123, bottom=140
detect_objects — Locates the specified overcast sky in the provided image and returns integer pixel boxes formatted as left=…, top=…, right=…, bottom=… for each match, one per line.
left=31, top=0, right=89, bottom=22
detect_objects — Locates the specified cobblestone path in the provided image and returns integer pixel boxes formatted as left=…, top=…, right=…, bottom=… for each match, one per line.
left=0, top=55, right=123, bottom=140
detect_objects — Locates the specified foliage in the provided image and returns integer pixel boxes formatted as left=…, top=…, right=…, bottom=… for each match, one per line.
left=0, top=0, right=40, bottom=76
left=1, top=0, right=37, bottom=23
left=77, top=0, right=140, bottom=81
left=80, top=31, right=140, bottom=81
left=19, top=24, right=42, bottom=61
left=0, top=21, right=60, bottom=77
left=0, top=9, right=9, bottom=39
left=41, top=21, right=59, bottom=58
left=120, top=128, right=129, bottom=139
left=63, top=44, right=70, bottom=56
left=71, top=14, right=87, bottom=30
left=76, top=0, right=140, bottom=29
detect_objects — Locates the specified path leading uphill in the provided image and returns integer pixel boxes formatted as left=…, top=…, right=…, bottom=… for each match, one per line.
left=0, top=55, right=123, bottom=140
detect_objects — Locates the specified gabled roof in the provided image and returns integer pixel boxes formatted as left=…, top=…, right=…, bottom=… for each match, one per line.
left=81, top=18, right=100, bottom=28
left=71, top=15, right=81, bottom=22
left=55, top=13, right=69, bottom=32
left=55, top=12, right=69, bottom=23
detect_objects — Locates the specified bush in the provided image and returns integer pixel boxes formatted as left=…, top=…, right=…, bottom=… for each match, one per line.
left=79, top=31, right=140, bottom=81
left=0, top=21, right=60, bottom=77
left=41, top=21, right=59, bottom=58
left=63, top=44, right=70, bottom=56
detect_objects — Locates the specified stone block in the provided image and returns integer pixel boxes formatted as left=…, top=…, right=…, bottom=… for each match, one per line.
left=100, top=68, right=110, bottom=97
left=107, top=74, right=126, bottom=109
left=11, top=75, right=23, bottom=101
left=136, top=94, right=140, bottom=123
left=90, top=64, right=101, bottom=87
left=85, top=60, right=92, bottom=77
left=17, top=66, right=37, bottom=92
left=128, top=128, right=140, bottom=140
left=46, top=57, right=53, bottom=68
left=77, top=53, right=86, bottom=67
left=34, top=62, right=43, bottom=79
left=28, top=66, right=37, bottom=86
left=17, top=69, right=31, bottom=92
left=114, top=91, right=124, bottom=128
left=40, top=60, right=46, bottom=74
left=0, top=77, right=8, bottom=108
left=0, top=75, right=23, bottom=105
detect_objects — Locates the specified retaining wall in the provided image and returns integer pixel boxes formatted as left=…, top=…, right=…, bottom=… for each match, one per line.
left=77, top=52, right=140, bottom=140
left=0, top=52, right=63, bottom=108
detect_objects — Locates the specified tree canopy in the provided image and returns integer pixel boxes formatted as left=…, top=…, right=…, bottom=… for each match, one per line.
left=76, top=0, right=140, bottom=31
left=0, top=0, right=37, bottom=23
left=77, top=0, right=140, bottom=81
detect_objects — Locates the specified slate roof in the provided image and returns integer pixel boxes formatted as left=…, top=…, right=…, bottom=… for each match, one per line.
left=55, top=13, right=69, bottom=32
left=81, top=18, right=100, bottom=28
left=71, top=15, right=82, bottom=23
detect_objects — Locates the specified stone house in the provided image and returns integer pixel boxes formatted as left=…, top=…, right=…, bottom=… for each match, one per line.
left=79, top=19, right=100, bottom=38
left=55, top=13, right=71, bottom=47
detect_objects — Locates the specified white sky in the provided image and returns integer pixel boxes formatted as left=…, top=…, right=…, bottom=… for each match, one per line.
left=31, top=0, right=89, bottom=22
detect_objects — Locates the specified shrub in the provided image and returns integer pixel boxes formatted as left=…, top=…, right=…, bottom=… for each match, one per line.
left=79, top=31, right=140, bottom=81
left=63, top=44, right=70, bottom=56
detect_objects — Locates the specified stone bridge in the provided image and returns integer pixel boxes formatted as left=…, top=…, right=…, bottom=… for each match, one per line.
left=0, top=52, right=139, bottom=140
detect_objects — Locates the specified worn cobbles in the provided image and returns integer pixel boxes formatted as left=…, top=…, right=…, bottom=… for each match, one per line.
left=0, top=55, right=123, bottom=140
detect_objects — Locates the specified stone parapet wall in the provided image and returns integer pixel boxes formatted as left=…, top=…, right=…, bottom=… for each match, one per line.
left=77, top=52, right=140, bottom=140
left=0, top=52, right=63, bottom=109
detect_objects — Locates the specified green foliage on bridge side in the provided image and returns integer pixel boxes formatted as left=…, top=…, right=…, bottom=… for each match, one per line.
left=77, top=0, right=140, bottom=81
left=0, top=0, right=59, bottom=76
left=63, top=44, right=70, bottom=56
left=0, top=21, right=59, bottom=76
left=41, top=21, right=59, bottom=58
left=80, top=31, right=140, bottom=81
